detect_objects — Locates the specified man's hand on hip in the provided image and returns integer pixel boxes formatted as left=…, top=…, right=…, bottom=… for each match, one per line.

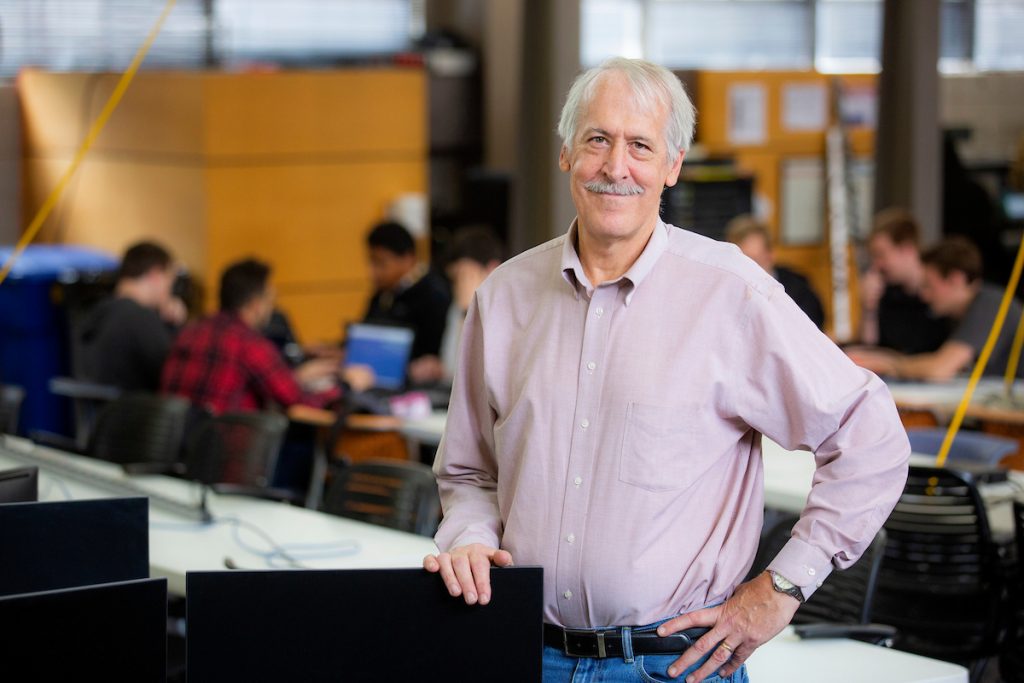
left=423, top=544, right=514, bottom=606
left=656, top=571, right=800, bottom=681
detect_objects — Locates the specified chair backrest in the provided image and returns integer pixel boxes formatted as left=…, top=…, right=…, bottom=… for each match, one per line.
left=184, top=412, right=289, bottom=491
left=0, top=384, right=25, bottom=435
left=48, top=376, right=121, bottom=449
left=321, top=459, right=440, bottom=537
left=749, top=513, right=886, bottom=625
left=906, top=427, right=1018, bottom=466
left=874, top=465, right=1003, bottom=664
left=1002, top=501, right=1024, bottom=683
left=88, top=393, right=191, bottom=467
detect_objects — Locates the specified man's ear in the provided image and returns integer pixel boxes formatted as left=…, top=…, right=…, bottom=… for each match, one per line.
left=663, top=150, right=685, bottom=188
left=558, top=145, right=571, bottom=173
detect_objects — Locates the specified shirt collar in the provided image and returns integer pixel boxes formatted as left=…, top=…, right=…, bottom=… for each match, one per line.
left=560, top=218, right=670, bottom=306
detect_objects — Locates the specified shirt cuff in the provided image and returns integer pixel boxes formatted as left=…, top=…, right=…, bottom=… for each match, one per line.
left=766, top=537, right=834, bottom=601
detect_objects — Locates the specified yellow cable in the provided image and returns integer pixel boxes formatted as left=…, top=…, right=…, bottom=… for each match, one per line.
left=1003, top=289, right=1024, bottom=395
left=937, top=234, right=1024, bottom=467
left=0, top=0, right=178, bottom=287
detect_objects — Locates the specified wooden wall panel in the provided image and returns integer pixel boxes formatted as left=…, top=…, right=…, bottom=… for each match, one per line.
left=20, top=69, right=428, bottom=343
left=23, top=157, right=206, bottom=275
left=202, top=70, right=426, bottom=157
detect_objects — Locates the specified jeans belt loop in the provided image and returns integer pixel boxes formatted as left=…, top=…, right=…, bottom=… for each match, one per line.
left=622, top=626, right=634, bottom=664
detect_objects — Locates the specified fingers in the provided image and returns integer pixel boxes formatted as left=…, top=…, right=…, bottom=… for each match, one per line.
left=657, top=605, right=719, bottom=637
left=682, top=635, right=738, bottom=683
left=427, top=545, right=514, bottom=606
left=666, top=625, right=728, bottom=679
left=715, top=642, right=753, bottom=678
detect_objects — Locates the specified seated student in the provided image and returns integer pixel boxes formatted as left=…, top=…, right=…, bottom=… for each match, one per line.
left=725, top=216, right=825, bottom=329
left=362, top=221, right=451, bottom=361
left=849, top=237, right=1024, bottom=381
left=80, top=241, right=187, bottom=392
left=859, top=208, right=951, bottom=353
left=162, top=259, right=374, bottom=414
left=408, top=227, right=505, bottom=384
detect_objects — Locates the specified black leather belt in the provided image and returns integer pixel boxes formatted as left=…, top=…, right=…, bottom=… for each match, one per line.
left=544, top=623, right=710, bottom=658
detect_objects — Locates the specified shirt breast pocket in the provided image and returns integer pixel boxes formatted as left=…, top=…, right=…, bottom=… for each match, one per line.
left=618, top=402, right=709, bottom=492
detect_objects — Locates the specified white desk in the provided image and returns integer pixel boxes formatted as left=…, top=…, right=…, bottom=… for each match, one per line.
left=747, top=628, right=967, bottom=683
left=400, top=410, right=448, bottom=448
left=0, top=436, right=438, bottom=596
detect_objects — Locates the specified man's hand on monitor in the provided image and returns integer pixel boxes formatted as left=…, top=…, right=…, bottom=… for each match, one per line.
left=342, top=364, right=376, bottom=393
left=294, top=357, right=339, bottom=390
left=423, top=544, right=514, bottom=606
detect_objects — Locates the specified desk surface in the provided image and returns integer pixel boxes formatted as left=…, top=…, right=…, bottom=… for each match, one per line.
left=0, top=438, right=973, bottom=681
left=0, top=437, right=438, bottom=596
left=747, top=628, right=966, bottom=683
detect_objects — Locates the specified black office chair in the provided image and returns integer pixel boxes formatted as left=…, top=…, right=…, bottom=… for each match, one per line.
left=183, top=411, right=294, bottom=501
left=747, top=513, right=892, bottom=643
left=1000, top=501, right=1024, bottom=683
left=45, top=376, right=121, bottom=450
left=87, top=393, right=191, bottom=473
left=0, top=383, right=25, bottom=435
left=873, top=465, right=1009, bottom=682
left=321, top=459, right=440, bottom=537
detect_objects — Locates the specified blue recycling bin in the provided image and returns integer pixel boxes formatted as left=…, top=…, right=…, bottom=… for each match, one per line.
left=0, top=245, right=117, bottom=436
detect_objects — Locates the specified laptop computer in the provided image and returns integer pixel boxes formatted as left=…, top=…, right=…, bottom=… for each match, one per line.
left=345, top=323, right=416, bottom=392
left=187, top=566, right=543, bottom=682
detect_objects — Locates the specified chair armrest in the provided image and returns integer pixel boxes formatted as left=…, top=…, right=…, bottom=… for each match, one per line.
left=793, top=622, right=897, bottom=646
left=48, top=377, right=121, bottom=401
left=28, top=430, right=84, bottom=454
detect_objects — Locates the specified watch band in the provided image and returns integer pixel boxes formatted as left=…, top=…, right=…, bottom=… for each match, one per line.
left=768, top=570, right=805, bottom=603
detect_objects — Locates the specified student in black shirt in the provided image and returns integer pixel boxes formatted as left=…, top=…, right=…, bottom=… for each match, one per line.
left=362, top=221, right=451, bottom=361
left=858, top=208, right=951, bottom=354
left=80, top=242, right=186, bottom=392
left=725, top=216, right=825, bottom=330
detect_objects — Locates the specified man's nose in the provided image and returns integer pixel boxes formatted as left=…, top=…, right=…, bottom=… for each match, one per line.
left=601, top=141, right=629, bottom=179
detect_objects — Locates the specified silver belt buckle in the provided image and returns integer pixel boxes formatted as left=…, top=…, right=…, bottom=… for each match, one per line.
left=562, top=628, right=609, bottom=658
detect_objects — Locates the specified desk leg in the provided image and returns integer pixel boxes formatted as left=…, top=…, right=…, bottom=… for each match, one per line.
left=305, top=435, right=328, bottom=509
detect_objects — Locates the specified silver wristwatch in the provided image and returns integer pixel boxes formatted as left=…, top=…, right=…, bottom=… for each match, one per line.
left=768, top=570, right=805, bottom=603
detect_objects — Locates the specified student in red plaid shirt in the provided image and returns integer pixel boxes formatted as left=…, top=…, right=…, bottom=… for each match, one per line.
left=162, top=259, right=374, bottom=414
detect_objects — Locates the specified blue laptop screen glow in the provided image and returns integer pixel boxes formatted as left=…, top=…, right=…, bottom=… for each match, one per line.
left=345, top=324, right=415, bottom=390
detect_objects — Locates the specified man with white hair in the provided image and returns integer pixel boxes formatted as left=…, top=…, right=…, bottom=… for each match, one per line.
left=424, top=58, right=909, bottom=682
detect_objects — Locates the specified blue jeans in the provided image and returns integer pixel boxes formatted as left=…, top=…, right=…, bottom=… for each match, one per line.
left=542, top=618, right=749, bottom=683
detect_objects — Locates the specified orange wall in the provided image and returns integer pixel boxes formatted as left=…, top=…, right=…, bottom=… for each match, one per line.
left=20, top=68, right=427, bottom=342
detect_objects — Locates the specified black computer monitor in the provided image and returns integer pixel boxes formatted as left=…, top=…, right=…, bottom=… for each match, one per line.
left=0, top=466, right=38, bottom=503
left=0, top=577, right=167, bottom=682
left=0, top=497, right=149, bottom=596
left=187, top=567, right=543, bottom=682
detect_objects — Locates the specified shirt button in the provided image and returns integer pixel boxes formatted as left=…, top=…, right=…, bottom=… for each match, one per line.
left=566, top=533, right=575, bottom=544
left=816, top=580, right=824, bottom=588
left=807, top=568, right=816, bottom=576
left=580, top=419, right=590, bottom=430
left=595, top=307, right=604, bottom=317
left=573, top=476, right=582, bottom=487
left=586, top=361, right=596, bottom=371
left=563, top=590, right=573, bottom=600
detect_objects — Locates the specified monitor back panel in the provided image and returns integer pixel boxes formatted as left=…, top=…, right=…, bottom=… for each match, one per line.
left=187, top=566, right=543, bottom=682
left=0, top=497, right=149, bottom=596
left=0, top=466, right=38, bottom=503
left=0, top=577, right=167, bottom=682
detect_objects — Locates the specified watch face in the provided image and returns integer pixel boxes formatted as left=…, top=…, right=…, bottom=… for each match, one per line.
left=772, top=572, right=796, bottom=591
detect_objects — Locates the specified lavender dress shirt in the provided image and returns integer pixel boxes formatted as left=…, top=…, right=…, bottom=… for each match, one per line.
left=434, top=220, right=910, bottom=629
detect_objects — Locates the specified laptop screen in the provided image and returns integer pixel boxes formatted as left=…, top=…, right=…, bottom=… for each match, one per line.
left=345, top=324, right=415, bottom=390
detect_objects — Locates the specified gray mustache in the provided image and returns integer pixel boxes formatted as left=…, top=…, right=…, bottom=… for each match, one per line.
left=583, top=180, right=644, bottom=196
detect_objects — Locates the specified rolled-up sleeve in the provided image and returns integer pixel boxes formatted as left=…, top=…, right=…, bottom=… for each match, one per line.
left=433, top=294, right=503, bottom=551
left=736, top=285, right=910, bottom=598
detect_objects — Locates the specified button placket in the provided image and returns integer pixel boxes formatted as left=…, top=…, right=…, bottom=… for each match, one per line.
left=555, top=286, right=613, bottom=624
